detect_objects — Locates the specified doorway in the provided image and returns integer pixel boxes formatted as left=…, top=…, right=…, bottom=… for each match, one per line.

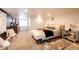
left=19, top=18, right=30, bottom=31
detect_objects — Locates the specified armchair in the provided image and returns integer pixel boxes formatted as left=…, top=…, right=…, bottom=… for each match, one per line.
left=0, top=37, right=10, bottom=50
left=7, top=28, right=17, bottom=42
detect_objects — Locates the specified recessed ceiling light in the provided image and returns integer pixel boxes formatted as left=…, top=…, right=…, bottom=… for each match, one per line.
left=48, top=13, right=51, bottom=16
left=24, top=9, right=28, bottom=13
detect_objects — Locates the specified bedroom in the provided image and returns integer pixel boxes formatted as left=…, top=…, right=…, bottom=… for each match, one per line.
left=0, top=8, right=79, bottom=50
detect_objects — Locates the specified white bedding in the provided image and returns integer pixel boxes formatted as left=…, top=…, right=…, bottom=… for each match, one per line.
left=31, top=29, right=61, bottom=41
left=50, top=30, right=61, bottom=36
left=31, top=30, right=45, bottom=40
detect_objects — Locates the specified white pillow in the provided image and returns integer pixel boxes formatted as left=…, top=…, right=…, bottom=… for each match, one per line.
left=55, top=25, right=60, bottom=30
left=7, top=29, right=16, bottom=37
left=65, top=25, right=71, bottom=31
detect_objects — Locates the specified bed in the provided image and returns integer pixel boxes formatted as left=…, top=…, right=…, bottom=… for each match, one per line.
left=31, top=24, right=62, bottom=41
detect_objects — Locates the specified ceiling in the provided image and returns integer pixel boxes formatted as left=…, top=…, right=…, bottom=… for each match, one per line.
left=3, top=8, right=79, bottom=19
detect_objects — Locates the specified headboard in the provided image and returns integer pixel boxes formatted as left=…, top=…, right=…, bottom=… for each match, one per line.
left=46, top=24, right=62, bottom=30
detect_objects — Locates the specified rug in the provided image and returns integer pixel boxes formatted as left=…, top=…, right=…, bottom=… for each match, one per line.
left=37, top=39, right=71, bottom=50
left=64, top=43, right=79, bottom=50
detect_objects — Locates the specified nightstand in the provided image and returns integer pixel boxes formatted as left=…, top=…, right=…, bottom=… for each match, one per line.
left=62, top=30, right=71, bottom=38
left=62, top=30, right=79, bottom=43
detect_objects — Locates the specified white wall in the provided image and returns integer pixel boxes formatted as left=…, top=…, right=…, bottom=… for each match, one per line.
left=30, top=17, right=47, bottom=30
left=46, top=11, right=79, bottom=30
left=0, top=11, right=6, bottom=34
left=28, top=11, right=79, bottom=31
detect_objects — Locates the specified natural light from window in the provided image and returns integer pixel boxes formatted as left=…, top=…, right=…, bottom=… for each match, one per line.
left=19, top=19, right=27, bottom=27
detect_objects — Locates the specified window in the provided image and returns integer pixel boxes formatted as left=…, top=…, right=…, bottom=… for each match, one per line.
left=19, top=19, right=27, bottom=27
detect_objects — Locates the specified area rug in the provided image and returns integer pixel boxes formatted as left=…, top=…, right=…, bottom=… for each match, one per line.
left=64, top=43, right=79, bottom=50
left=37, top=39, right=71, bottom=50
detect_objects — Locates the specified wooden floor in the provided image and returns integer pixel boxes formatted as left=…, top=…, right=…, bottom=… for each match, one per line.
left=8, top=31, right=79, bottom=50
left=8, top=31, right=38, bottom=50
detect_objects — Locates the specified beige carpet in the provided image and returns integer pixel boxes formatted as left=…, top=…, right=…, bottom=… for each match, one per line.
left=8, top=31, right=79, bottom=50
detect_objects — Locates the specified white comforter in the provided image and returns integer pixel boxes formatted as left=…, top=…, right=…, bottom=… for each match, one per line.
left=31, top=29, right=61, bottom=41
left=31, top=30, right=45, bottom=40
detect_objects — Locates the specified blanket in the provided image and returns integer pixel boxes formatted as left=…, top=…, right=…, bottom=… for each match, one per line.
left=43, top=30, right=54, bottom=37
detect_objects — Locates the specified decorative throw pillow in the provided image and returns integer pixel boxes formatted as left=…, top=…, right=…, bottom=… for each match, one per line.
left=55, top=25, right=60, bottom=30
left=47, top=26, right=55, bottom=30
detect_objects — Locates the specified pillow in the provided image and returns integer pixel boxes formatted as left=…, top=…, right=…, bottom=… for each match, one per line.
left=55, top=25, right=61, bottom=30
left=7, top=29, right=16, bottom=37
left=46, top=24, right=61, bottom=30
left=65, top=25, right=71, bottom=31
left=47, top=26, right=55, bottom=30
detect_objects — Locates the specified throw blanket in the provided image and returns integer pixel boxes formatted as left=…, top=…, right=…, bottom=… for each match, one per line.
left=43, top=30, right=54, bottom=37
